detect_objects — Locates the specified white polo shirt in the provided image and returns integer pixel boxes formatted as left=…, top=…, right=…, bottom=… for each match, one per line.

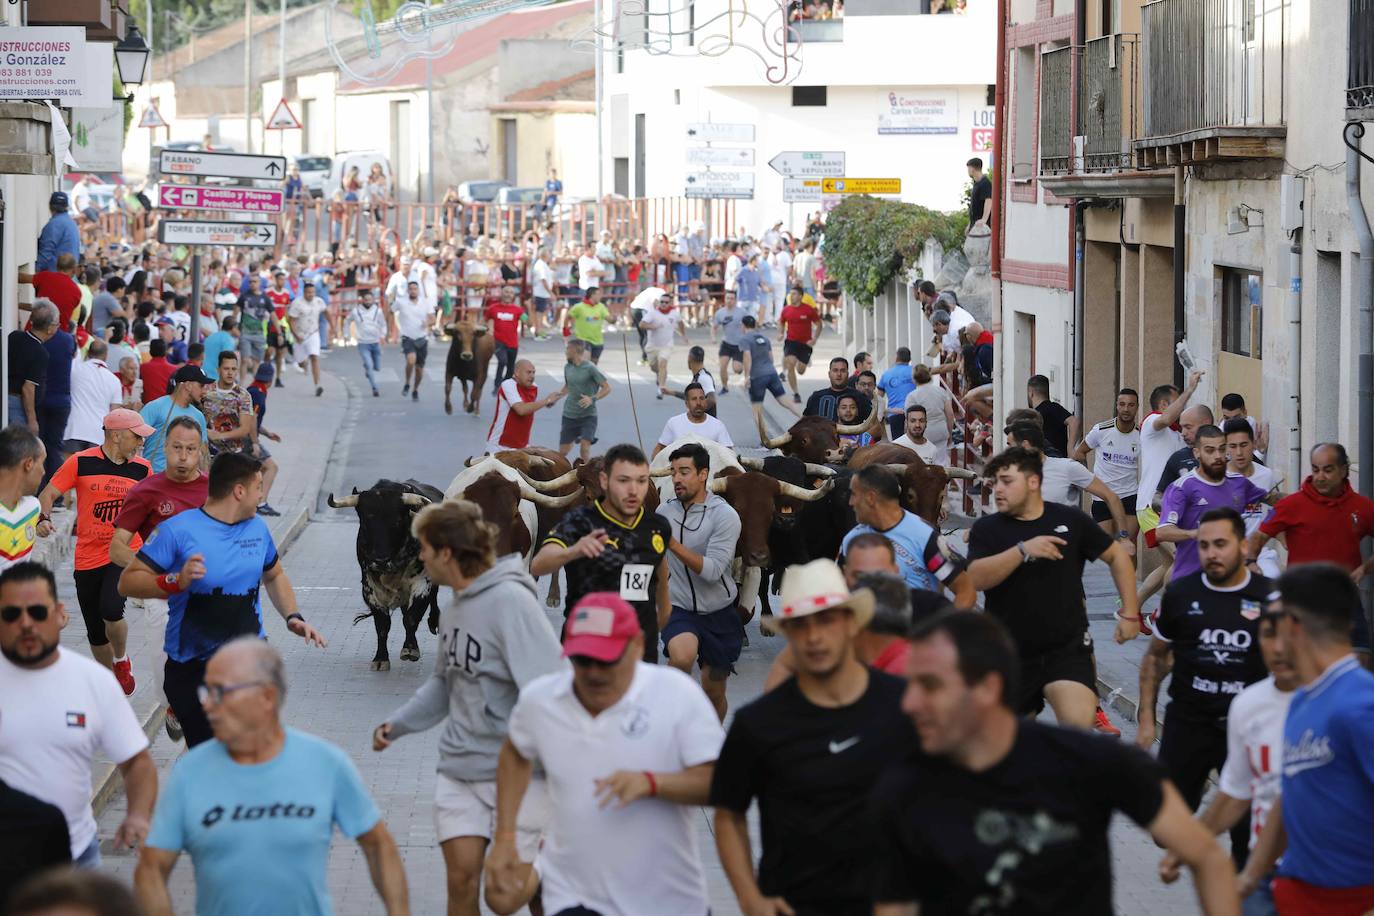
left=1040, top=455, right=1094, bottom=506
left=658, top=413, right=733, bottom=447
left=508, top=663, right=723, bottom=916
left=0, top=649, right=149, bottom=857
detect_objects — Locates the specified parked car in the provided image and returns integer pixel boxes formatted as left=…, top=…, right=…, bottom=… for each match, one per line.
left=493, top=186, right=545, bottom=233
left=326, top=150, right=393, bottom=200
left=294, top=155, right=331, bottom=198
left=453, top=180, right=511, bottom=235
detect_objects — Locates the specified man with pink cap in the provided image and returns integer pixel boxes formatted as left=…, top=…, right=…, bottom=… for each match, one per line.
left=484, top=592, right=723, bottom=916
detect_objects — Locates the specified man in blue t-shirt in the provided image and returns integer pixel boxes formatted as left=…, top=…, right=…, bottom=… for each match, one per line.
left=877, top=348, right=917, bottom=440
left=137, top=638, right=409, bottom=915
left=117, top=452, right=325, bottom=748
left=840, top=464, right=974, bottom=607
left=139, top=365, right=211, bottom=474
left=1237, top=565, right=1374, bottom=910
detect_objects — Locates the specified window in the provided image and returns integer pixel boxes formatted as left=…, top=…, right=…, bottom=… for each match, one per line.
left=1220, top=267, right=1262, bottom=358
left=792, top=85, right=827, bottom=106
left=1012, top=46, right=1036, bottom=180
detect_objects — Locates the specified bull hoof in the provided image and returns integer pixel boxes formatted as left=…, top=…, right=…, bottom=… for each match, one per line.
left=444, top=401, right=453, bottom=415
left=371, top=659, right=391, bottom=671
left=400, top=645, right=420, bottom=662
left=428, top=618, right=439, bottom=635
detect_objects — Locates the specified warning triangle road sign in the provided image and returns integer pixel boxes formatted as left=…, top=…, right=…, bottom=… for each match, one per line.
left=266, top=98, right=301, bottom=130
left=138, top=103, right=166, bottom=129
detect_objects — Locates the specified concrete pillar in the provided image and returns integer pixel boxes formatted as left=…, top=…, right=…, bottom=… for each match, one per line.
left=1120, top=245, right=1141, bottom=393
left=1083, top=241, right=1119, bottom=425
left=1140, top=243, right=1175, bottom=393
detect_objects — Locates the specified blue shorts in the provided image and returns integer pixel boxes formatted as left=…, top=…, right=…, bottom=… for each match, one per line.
left=661, top=604, right=744, bottom=675
left=749, top=373, right=786, bottom=403
left=534, top=296, right=551, bottom=313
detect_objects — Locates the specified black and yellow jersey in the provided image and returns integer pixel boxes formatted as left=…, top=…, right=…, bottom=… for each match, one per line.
left=544, top=500, right=671, bottom=628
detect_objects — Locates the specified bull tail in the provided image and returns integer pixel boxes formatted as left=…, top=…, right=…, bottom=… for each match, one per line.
left=352, top=611, right=373, bottom=626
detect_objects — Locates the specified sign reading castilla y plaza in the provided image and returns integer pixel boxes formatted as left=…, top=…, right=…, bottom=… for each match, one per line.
left=0, top=27, right=109, bottom=107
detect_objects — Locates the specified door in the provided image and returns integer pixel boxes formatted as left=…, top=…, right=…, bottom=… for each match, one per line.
left=634, top=113, right=646, bottom=197
left=502, top=119, right=518, bottom=183
left=1014, top=311, right=1036, bottom=384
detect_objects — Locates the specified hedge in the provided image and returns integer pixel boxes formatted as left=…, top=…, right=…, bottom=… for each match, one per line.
left=821, top=196, right=969, bottom=306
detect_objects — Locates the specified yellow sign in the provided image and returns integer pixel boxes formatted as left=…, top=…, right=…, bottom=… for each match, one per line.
left=821, top=178, right=902, bottom=195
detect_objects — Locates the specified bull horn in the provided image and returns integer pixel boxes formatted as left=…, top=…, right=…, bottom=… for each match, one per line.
left=526, top=456, right=555, bottom=471
left=738, top=456, right=766, bottom=470
left=708, top=477, right=730, bottom=494
left=400, top=493, right=432, bottom=507
left=777, top=478, right=832, bottom=502
left=882, top=463, right=912, bottom=474
left=755, top=412, right=792, bottom=449
left=516, top=479, right=582, bottom=508
left=520, top=467, right=580, bottom=491
left=649, top=467, right=673, bottom=477
left=803, top=462, right=836, bottom=477
left=835, top=409, right=876, bottom=436
left=943, top=466, right=978, bottom=480
left=327, top=493, right=359, bottom=508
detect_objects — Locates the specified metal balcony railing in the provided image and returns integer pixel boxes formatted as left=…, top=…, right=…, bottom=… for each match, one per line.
left=1352, top=0, right=1374, bottom=113
left=1078, top=33, right=1139, bottom=171
left=1141, top=0, right=1284, bottom=138
left=1040, top=45, right=1074, bottom=174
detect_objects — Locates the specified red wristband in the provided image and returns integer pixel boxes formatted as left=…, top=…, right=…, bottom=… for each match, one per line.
left=644, top=771, right=657, bottom=797
left=156, top=573, right=182, bottom=594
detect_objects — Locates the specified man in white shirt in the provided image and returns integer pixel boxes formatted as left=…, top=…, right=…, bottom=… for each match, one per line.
left=1224, top=416, right=1283, bottom=578
left=640, top=298, right=690, bottom=397
left=766, top=245, right=791, bottom=327
left=64, top=339, right=124, bottom=452
left=893, top=404, right=939, bottom=464
left=723, top=242, right=743, bottom=299
left=653, top=383, right=733, bottom=456
left=484, top=593, right=723, bottom=916
left=1007, top=421, right=1133, bottom=555
left=576, top=242, right=605, bottom=298
left=409, top=247, right=440, bottom=318
left=383, top=255, right=413, bottom=340
left=1074, top=387, right=1142, bottom=546
left=0, top=561, right=157, bottom=866
left=394, top=280, right=434, bottom=403
left=530, top=249, right=555, bottom=339
left=287, top=280, right=327, bottom=397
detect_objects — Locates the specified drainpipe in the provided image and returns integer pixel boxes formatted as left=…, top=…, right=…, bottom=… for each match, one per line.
left=1173, top=165, right=1185, bottom=389
left=1345, top=122, right=1374, bottom=621
left=1287, top=226, right=1302, bottom=489
left=1073, top=201, right=1087, bottom=421
left=990, top=0, right=1008, bottom=438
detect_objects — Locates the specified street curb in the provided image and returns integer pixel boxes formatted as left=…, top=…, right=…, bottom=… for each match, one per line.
left=1098, top=675, right=1142, bottom=724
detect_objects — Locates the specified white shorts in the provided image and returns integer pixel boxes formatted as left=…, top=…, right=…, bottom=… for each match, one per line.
left=296, top=334, right=321, bottom=360
left=647, top=346, right=673, bottom=366
left=433, top=774, right=550, bottom=859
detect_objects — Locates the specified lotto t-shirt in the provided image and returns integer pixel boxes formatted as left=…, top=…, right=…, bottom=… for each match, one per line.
left=568, top=302, right=610, bottom=346
left=47, top=448, right=150, bottom=570
left=115, top=472, right=209, bottom=541
left=146, top=728, right=380, bottom=916
left=137, top=509, right=279, bottom=663
left=0, top=496, right=40, bottom=570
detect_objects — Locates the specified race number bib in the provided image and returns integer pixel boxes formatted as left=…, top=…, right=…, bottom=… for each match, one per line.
left=620, top=564, right=653, bottom=601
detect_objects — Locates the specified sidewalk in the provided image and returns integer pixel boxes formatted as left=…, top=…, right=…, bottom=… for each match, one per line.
left=36, top=356, right=351, bottom=817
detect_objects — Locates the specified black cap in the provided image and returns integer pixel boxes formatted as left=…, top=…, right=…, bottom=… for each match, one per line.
left=173, top=364, right=213, bottom=386
left=742, top=315, right=757, bottom=328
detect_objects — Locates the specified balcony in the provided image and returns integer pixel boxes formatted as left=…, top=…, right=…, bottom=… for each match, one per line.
left=1352, top=0, right=1374, bottom=117
left=1039, top=45, right=1074, bottom=175
left=1135, top=0, right=1285, bottom=167
left=795, top=18, right=844, bottom=42
left=1079, top=34, right=1139, bottom=171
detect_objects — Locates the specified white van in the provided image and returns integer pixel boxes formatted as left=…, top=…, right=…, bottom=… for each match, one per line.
left=325, top=150, right=393, bottom=199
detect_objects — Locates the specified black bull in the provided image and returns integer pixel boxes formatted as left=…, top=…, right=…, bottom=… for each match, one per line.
left=328, top=479, right=443, bottom=671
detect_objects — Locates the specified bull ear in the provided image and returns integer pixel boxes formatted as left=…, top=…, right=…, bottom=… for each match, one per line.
left=351, top=486, right=358, bottom=494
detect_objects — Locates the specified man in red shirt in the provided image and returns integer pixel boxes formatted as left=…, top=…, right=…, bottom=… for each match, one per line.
left=1250, top=442, right=1374, bottom=582
left=486, top=358, right=563, bottom=451
left=778, top=285, right=820, bottom=404
left=22, top=253, right=83, bottom=331
left=139, top=340, right=177, bottom=406
left=484, top=284, right=527, bottom=394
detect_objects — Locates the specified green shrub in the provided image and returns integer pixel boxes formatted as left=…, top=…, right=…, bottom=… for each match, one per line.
left=822, top=197, right=968, bottom=306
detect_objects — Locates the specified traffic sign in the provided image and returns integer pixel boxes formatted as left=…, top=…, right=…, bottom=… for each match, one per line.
left=685, top=122, right=755, bottom=143
left=266, top=98, right=301, bottom=130
left=138, top=103, right=167, bottom=130
left=783, top=178, right=823, bottom=203
left=157, top=220, right=279, bottom=247
left=684, top=171, right=754, bottom=199
left=821, top=178, right=902, bottom=195
left=158, top=149, right=287, bottom=181
left=686, top=146, right=755, bottom=167
left=769, top=151, right=845, bottom=178
left=158, top=185, right=285, bottom=214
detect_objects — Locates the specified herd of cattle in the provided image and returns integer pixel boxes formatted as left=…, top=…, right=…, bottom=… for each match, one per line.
left=327, top=413, right=976, bottom=669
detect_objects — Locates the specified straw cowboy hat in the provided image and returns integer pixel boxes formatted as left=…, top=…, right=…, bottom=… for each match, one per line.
left=763, top=558, right=875, bottom=634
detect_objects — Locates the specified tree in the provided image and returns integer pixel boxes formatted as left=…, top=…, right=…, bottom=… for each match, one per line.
left=820, top=197, right=968, bottom=306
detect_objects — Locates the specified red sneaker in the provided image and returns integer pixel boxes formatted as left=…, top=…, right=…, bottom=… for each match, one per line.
left=1094, top=706, right=1121, bottom=738
left=113, top=658, right=136, bottom=697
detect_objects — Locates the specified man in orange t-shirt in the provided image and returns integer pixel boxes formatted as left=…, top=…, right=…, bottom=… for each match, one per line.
left=36, top=408, right=152, bottom=694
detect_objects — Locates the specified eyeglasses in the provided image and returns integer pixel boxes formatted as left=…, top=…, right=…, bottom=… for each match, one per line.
left=0, top=604, right=50, bottom=623
left=197, top=681, right=267, bottom=705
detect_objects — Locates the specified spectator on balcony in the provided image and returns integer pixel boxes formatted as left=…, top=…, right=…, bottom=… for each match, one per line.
left=36, top=192, right=79, bottom=273
left=967, top=158, right=992, bottom=232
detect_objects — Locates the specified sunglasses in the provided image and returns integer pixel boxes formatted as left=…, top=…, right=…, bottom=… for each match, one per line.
left=0, top=604, right=50, bottom=623
left=569, top=647, right=627, bottom=669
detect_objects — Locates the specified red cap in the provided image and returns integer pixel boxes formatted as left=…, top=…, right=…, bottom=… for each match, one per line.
left=562, top=593, right=640, bottom=662
left=103, top=408, right=155, bottom=437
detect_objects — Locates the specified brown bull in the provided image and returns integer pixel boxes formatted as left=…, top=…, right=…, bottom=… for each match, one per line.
left=444, top=320, right=495, bottom=416
left=848, top=442, right=976, bottom=526
left=458, top=472, right=534, bottom=558
left=711, top=469, right=831, bottom=567
left=757, top=412, right=872, bottom=465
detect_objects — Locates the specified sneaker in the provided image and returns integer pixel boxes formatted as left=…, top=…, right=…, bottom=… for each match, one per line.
left=315, top=385, right=323, bottom=397
left=412, top=389, right=419, bottom=401
left=402, top=383, right=410, bottom=396
left=792, top=393, right=801, bottom=403
left=1094, top=707, right=1121, bottom=738
left=656, top=393, right=663, bottom=400
left=164, top=708, right=184, bottom=742
left=257, top=503, right=281, bottom=517
left=720, top=386, right=729, bottom=394
left=113, top=658, right=136, bottom=696
left=273, top=379, right=285, bottom=389
left=372, top=388, right=380, bottom=397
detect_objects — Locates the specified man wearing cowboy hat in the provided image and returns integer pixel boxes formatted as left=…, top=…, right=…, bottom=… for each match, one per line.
left=711, top=559, right=916, bottom=916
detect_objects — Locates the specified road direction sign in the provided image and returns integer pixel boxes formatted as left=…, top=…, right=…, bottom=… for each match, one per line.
left=159, top=185, right=285, bottom=213
left=685, top=122, right=755, bottom=143
left=783, top=178, right=823, bottom=203
left=686, top=146, right=755, bottom=167
left=769, top=151, right=845, bottom=178
left=138, top=103, right=167, bottom=130
left=266, top=98, right=301, bottom=130
left=157, top=220, right=279, bottom=247
left=158, top=149, right=287, bottom=181
left=684, top=171, right=755, bottom=199
left=821, top=178, right=902, bottom=195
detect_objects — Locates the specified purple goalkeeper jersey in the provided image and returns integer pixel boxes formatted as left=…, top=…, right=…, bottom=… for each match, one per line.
left=1160, top=470, right=1269, bottom=579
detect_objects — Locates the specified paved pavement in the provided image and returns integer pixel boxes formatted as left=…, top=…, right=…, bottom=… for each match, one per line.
left=84, top=326, right=1208, bottom=914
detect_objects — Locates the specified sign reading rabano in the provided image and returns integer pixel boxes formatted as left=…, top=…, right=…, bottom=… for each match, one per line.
left=877, top=90, right=959, bottom=135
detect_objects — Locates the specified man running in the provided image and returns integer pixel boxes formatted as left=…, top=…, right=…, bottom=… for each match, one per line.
left=966, top=447, right=1141, bottom=728
left=640, top=295, right=690, bottom=398
left=877, top=347, right=918, bottom=440
left=533, top=444, right=671, bottom=660
left=1008, top=422, right=1133, bottom=546
left=711, top=295, right=747, bottom=394
left=489, top=358, right=563, bottom=453
left=35, top=409, right=152, bottom=690
left=396, top=280, right=433, bottom=402
left=778, top=287, right=820, bottom=404
left=373, top=500, right=562, bottom=916
left=559, top=340, right=609, bottom=463
left=485, top=284, right=526, bottom=393
left=656, top=443, right=744, bottom=719
left=741, top=315, right=801, bottom=425
left=1137, top=372, right=1203, bottom=550
left=1139, top=508, right=1271, bottom=861
left=566, top=285, right=610, bottom=365
left=286, top=280, right=326, bottom=397
left=892, top=405, right=938, bottom=462
left=235, top=275, right=274, bottom=376
left=653, top=383, right=732, bottom=456
left=139, top=365, right=210, bottom=474
left=713, top=560, right=916, bottom=916
left=660, top=346, right=718, bottom=417
left=872, top=611, right=1240, bottom=915
left=0, top=427, right=45, bottom=572
left=1223, top=417, right=1282, bottom=577
left=117, top=452, right=325, bottom=747
left=1074, top=387, right=1142, bottom=546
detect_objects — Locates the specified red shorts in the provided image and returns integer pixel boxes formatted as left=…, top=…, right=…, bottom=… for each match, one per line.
left=1273, top=877, right=1374, bottom=916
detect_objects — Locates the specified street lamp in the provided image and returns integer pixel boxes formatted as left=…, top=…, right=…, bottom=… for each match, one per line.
left=114, top=22, right=151, bottom=88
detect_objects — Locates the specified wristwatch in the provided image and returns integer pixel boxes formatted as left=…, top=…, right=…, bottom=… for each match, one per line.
left=1117, top=531, right=1130, bottom=540
left=1016, top=541, right=1029, bottom=563
left=286, top=613, right=305, bottom=625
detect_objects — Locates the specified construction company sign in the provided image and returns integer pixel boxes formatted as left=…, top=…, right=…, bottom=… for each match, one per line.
left=877, top=89, right=958, bottom=135
left=0, top=27, right=108, bottom=107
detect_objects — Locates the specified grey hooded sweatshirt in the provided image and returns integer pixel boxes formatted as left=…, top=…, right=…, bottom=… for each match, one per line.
left=656, top=493, right=742, bottom=613
left=385, top=553, right=563, bottom=781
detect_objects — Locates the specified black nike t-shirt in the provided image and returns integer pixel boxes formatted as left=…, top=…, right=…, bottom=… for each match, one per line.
left=872, top=720, right=1166, bottom=916
left=544, top=501, right=670, bottom=622
left=710, top=669, right=916, bottom=912
left=1035, top=400, right=1073, bottom=455
left=1154, top=570, right=1273, bottom=722
left=803, top=386, right=872, bottom=424
left=967, top=503, right=1113, bottom=657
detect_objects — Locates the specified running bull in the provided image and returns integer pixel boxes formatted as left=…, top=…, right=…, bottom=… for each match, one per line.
left=327, top=479, right=443, bottom=671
